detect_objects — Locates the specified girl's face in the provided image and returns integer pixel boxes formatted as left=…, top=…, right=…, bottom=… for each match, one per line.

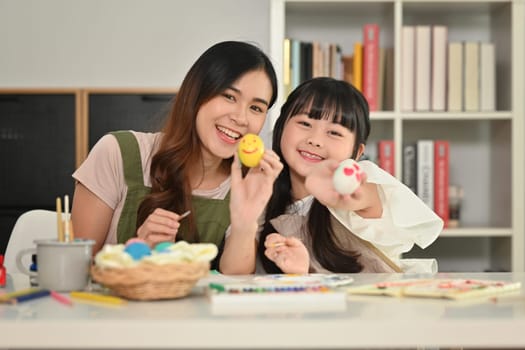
left=196, top=69, right=273, bottom=162
left=280, top=114, right=358, bottom=179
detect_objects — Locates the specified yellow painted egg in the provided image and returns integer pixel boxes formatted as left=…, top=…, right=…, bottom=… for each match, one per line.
left=238, top=133, right=264, bottom=167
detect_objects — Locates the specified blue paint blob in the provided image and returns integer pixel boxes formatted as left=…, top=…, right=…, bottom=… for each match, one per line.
left=124, top=242, right=152, bottom=260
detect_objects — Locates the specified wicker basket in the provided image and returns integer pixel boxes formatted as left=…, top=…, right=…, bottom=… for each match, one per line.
left=91, top=261, right=210, bottom=301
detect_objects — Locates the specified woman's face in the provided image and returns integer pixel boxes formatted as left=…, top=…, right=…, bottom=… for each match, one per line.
left=280, top=114, right=356, bottom=180
left=196, top=69, right=273, bottom=162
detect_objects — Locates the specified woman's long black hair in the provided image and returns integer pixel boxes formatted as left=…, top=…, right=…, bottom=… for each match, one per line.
left=137, top=41, right=278, bottom=242
left=258, top=77, right=370, bottom=273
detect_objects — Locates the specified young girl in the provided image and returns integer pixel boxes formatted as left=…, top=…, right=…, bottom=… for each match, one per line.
left=72, top=41, right=283, bottom=274
left=258, top=77, right=443, bottom=274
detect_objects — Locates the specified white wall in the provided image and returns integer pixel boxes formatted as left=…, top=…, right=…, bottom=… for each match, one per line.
left=0, top=0, right=271, bottom=87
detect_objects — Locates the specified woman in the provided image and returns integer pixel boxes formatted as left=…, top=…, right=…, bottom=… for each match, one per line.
left=72, top=41, right=283, bottom=274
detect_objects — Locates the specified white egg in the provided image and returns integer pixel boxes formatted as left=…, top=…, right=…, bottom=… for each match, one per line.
left=333, top=159, right=364, bottom=195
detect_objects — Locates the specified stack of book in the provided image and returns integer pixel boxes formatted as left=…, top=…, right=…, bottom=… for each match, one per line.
left=283, top=23, right=394, bottom=111
left=403, top=140, right=450, bottom=227
left=401, top=25, right=495, bottom=112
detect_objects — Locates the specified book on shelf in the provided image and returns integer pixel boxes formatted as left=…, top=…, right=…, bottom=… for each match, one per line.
left=464, top=41, right=480, bottom=111
left=431, top=25, right=447, bottom=111
left=207, top=274, right=354, bottom=315
left=376, top=47, right=386, bottom=111
left=415, top=25, right=431, bottom=111
left=479, top=42, right=496, bottom=111
left=447, top=42, right=464, bottom=111
left=347, top=278, right=521, bottom=301
left=301, top=41, right=313, bottom=82
left=353, top=42, right=363, bottom=91
left=312, top=41, right=322, bottom=78
left=286, top=39, right=344, bottom=90
left=434, top=140, right=449, bottom=227
left=417, top=140, right=434, bottom=210
left=377, top=140, right=395, bottom=176
left=401, top=25, right=415, bottom=111
left=342, top=54, right=354, bottom=86
left=403, top=143, right=417, bottom=193
left=383, top=47, right=395, bottom=111
left=362, top=23, right=379, bottom=111
left=291, top=39, right=301, bottom=90
left=329, top=43, right=343, bottom=80
left=283, top=38, right=292, bottom=97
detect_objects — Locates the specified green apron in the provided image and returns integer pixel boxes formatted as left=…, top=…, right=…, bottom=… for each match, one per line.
left=110, top=131, right=230, bottom=268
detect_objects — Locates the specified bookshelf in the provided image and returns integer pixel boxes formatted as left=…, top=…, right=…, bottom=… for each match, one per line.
left=269, top=0, right=525, bottom=272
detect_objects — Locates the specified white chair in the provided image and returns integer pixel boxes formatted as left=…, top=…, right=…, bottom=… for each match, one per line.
left=4, top=209, right=63, bottom=274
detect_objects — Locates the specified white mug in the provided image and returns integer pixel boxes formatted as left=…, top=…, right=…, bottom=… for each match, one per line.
left=16, top=239, right=95, bottom=292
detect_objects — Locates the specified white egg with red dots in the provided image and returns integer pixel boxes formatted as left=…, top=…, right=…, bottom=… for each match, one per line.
left=333, top=159, right=364, bottom=195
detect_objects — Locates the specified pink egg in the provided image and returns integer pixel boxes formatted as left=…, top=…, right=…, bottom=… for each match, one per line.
left=125, top=237, right=146, bottom=246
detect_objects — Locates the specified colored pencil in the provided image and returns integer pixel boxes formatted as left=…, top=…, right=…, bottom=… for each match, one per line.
left=50, top=291, right=73, bottom=306
left=70, top=291, right=126, bottom=305
left=0, top=288, right=41, bottom=302
left=3, top=289, right=51, bottom=304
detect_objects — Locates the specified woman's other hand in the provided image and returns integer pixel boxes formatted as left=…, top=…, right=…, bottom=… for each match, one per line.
left=136, top=208, right=188, bottom=247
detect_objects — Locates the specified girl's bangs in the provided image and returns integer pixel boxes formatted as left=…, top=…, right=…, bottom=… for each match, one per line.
left=288, top=91, right=357, bottom=130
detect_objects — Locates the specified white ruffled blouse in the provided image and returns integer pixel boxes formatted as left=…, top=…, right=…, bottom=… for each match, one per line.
left=262, top=161, right=443, bottom=274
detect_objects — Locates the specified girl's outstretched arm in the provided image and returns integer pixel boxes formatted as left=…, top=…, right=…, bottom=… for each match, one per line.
left=220, top=151, right=283, bottom=274
left=305, top=159, right=382, bottom=217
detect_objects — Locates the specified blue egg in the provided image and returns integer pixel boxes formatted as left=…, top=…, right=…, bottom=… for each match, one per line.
left=154, top=241, right=173, bottom=253
left=124, top=242, right=152, bottom=260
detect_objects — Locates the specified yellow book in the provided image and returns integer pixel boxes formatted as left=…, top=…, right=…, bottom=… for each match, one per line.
left=283, top=38, right=292, bottom=96
left=352, top=42, right=363, bottom=91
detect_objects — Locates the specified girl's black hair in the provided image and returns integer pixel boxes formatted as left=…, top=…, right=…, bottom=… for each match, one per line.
left=259, top=77, right=370, bottom=273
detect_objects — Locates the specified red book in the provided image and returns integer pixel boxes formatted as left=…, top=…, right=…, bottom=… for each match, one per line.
left=377, top=140, right=395, bottom=176
left=362, top=23, right=379, bottom=111
left=434, top=140, right=449, bottom=227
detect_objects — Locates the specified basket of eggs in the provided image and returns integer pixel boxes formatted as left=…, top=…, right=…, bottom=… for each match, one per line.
left=90, top=239, right=217, bottom=301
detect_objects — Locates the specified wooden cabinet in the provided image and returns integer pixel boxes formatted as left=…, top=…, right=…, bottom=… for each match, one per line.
left=79, top=89, right=176, bottom=162
left=0, top=88, right=176, bottom=253
left=0, top=89, right=79, bottom=252
left=269, top=0, right=525, bottom=271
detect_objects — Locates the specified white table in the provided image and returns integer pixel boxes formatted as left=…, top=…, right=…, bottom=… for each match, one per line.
left=1, top=272, right=525, bottom=349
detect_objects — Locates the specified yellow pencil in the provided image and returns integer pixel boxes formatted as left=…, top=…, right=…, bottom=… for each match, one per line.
left=56, top=197, right=64, bottom=242
left=70, top=291, right=126, bottom=305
